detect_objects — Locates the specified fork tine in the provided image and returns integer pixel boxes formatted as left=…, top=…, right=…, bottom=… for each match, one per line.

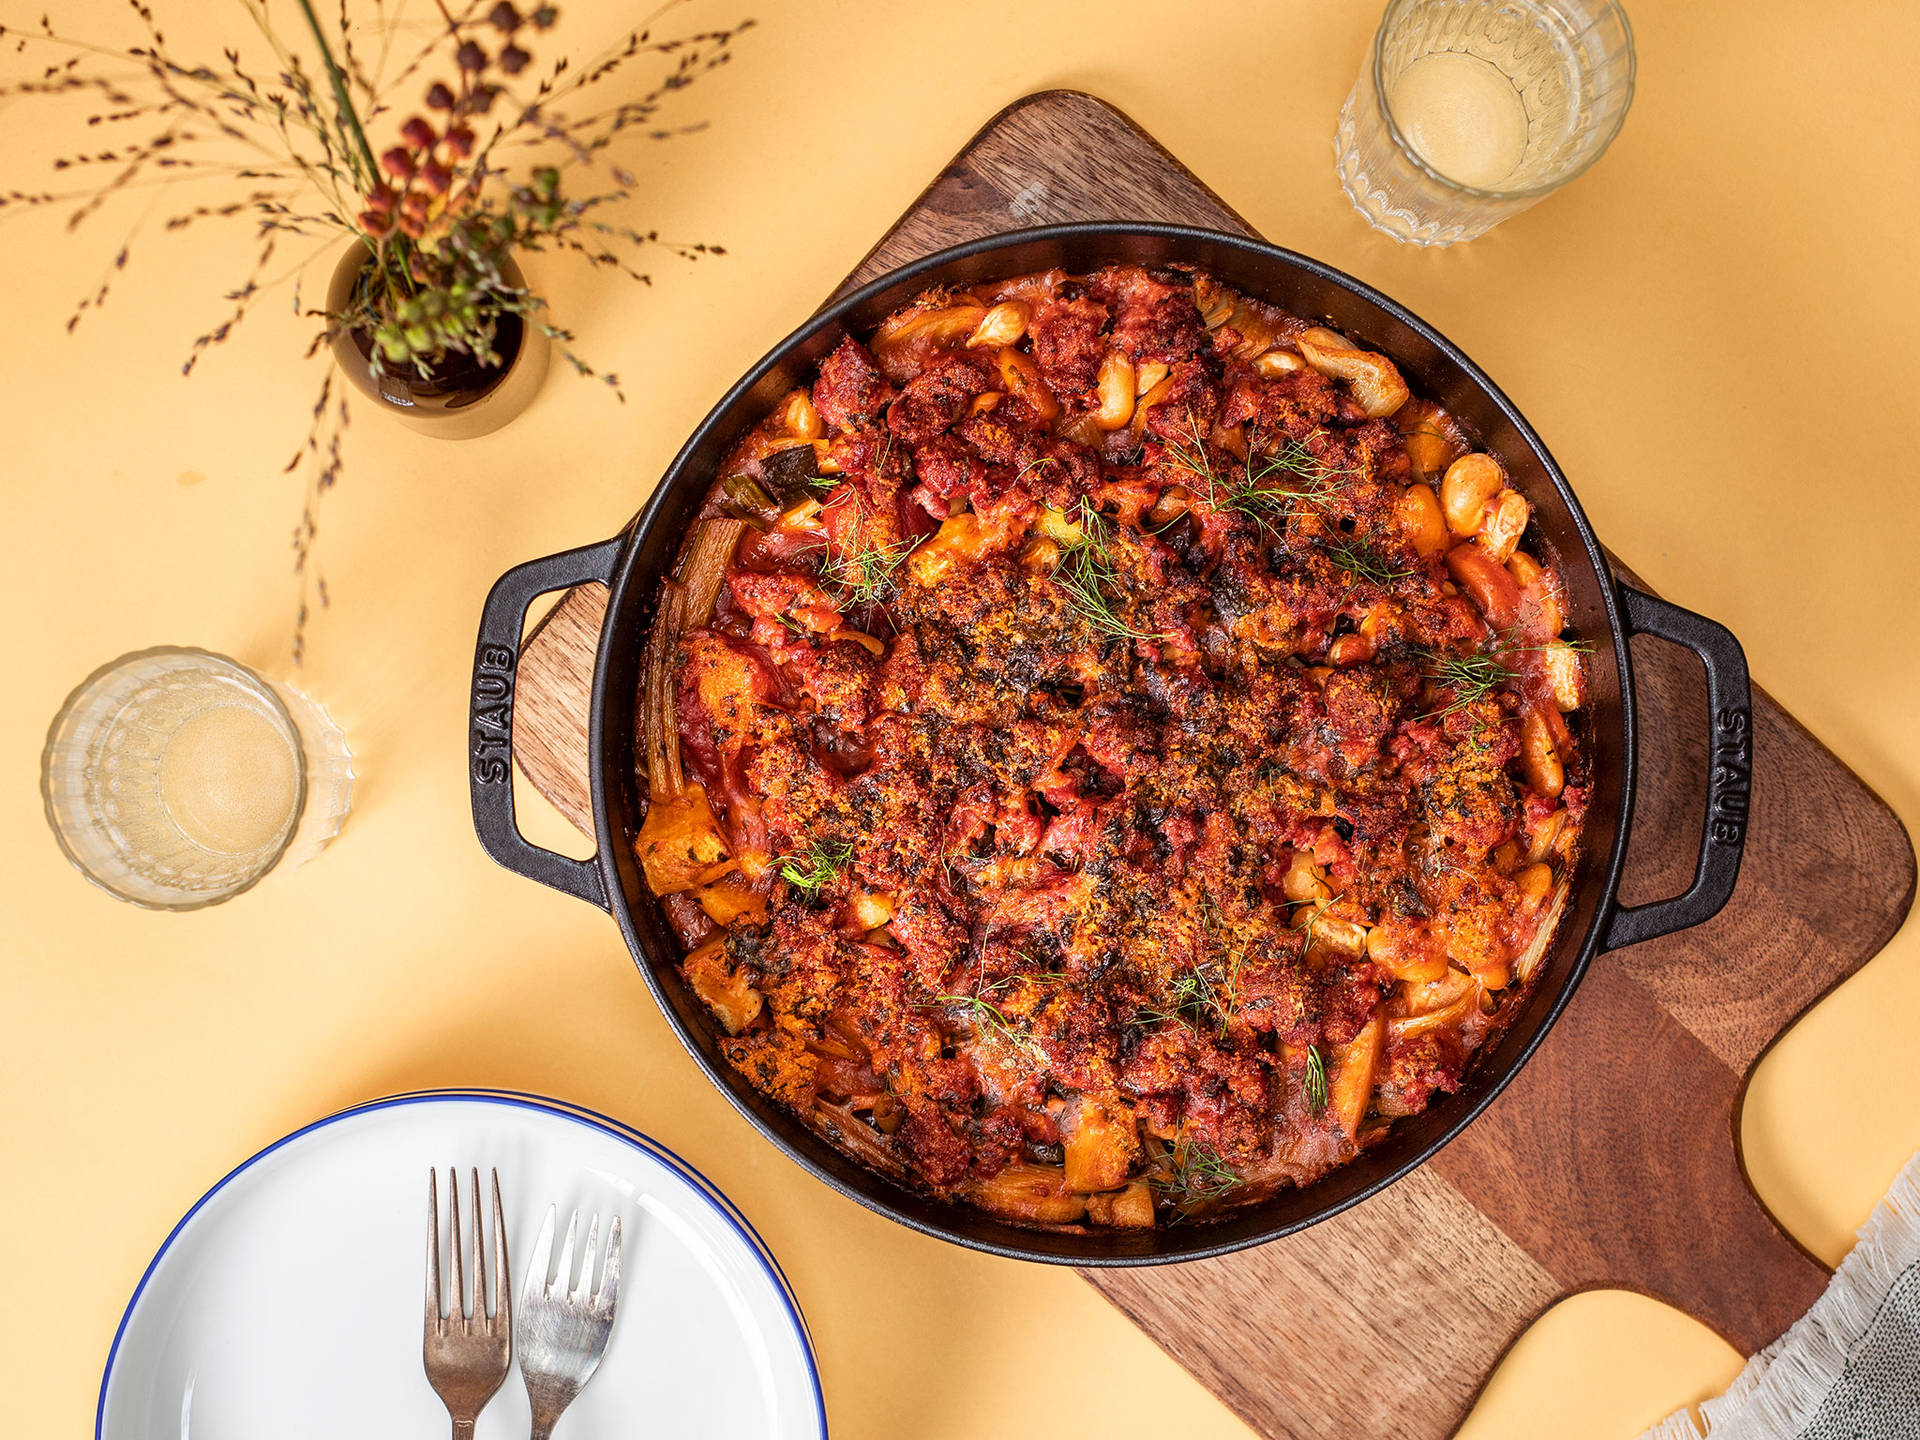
left=448, top=1166, right=466, bottom=1327
left=469, top=1167, right=486, bottom=1323
left=425, top=1169, right=442, bottom=1334
left=490, top=1169, right=510, bottom=1337
left=594, top=1215, right=622, bottom=1316
left=571, top=1213, right=601, bottom=1303
left=522, top=1204, right=556, bottom=1304
left=552, top=1209, right=580, bottom=1297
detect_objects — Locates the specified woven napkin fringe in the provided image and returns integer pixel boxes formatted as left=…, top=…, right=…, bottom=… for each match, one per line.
left=1639, top=1151, right=1920, bottom=1440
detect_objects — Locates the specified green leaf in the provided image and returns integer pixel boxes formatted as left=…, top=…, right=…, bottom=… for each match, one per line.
left=1151, top=1138, right=1239, bottom=1206
left=1051, top=498, right=1161, bottom=641
left=772, top=838, right=853, bottom=897
left=1305, top=1045, right=1329, bottom=1115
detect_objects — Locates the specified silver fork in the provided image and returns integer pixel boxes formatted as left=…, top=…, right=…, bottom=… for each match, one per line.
left=424, top=1168, right=513, bottom=1439
left=518, top=1205, right=624, bottom=1439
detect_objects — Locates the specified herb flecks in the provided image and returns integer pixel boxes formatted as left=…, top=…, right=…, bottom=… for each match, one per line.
left=932, top=972, right=1061, bottom=1050
left=1139, top=891, right=1244, bottom=1033
left=1053, top=498, right=1160, bottom=641
left=1137, top=964, right=1224, bottom=1033
left=1419, top=631, right=1593, bottom=720
left=1322, top=536, right=1413, bottom=587
left=933, top=992, right=1018, bottom=1042
left=774, top=839, right=853, bottom=897
left=1015, top=455, right=1061, bottom=485
left=1152, top=1138, right=1240, bottom=1206
left=1304, top=1045, right=1329, bottom=1115
left=818, top=531, right=917, bottom=609
left=1163, top=412, right=1354, bottom=533
left=1290, top=889, right=1351, bottom=954
left=1422, top=648, right=1515, bottom=719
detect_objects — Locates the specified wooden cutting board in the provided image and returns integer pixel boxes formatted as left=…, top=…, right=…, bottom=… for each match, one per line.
left=503, top=91, right=1918, bottom=1440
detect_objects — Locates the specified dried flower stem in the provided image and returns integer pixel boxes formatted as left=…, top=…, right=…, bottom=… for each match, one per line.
left=4, top=0, right=753, bottom=661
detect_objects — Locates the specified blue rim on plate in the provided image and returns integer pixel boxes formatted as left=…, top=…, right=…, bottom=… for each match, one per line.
left=95, top=1087, right=828, bottom=1438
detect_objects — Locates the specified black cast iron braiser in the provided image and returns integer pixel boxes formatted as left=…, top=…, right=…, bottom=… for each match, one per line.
left=469, top=224, right=1751, bottom=1265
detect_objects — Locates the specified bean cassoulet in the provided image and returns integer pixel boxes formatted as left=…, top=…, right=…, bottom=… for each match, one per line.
left=636, top=265, right=1588, bottom=1229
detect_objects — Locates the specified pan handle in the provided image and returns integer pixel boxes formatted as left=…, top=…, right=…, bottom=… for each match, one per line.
left=468, top=536, right=624, bottom=911
left=1600, top=585, right=1753, bottom=951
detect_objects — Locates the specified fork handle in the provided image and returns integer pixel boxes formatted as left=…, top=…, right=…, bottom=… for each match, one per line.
left=452, top=1423, right=476, bottom=1440
left=528, top=1391, right=569, bottom=1439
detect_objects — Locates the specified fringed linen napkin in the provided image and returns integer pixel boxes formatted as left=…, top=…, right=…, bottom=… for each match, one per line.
left=1641, top=1154, right=1920, bottom=1440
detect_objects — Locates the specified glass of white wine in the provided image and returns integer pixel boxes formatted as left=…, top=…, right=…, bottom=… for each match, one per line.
left=41, top=648, right=354, bottom=910
left=1335, top=0, right=1636, bottom=246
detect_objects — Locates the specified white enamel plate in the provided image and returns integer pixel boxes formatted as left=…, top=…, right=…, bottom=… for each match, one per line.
left=98, top=1090, right=826, bottom=1439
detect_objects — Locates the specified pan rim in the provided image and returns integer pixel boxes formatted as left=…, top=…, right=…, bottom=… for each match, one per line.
left=587, top=222, right=1635, bottom=1265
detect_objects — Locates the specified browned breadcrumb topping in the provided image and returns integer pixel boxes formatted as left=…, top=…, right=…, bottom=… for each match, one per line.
left=637, top=264, right=1588, bottom=1228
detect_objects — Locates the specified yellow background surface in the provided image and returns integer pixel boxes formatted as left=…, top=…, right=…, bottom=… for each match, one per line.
left=4, top=1, right=1918, bottom=1435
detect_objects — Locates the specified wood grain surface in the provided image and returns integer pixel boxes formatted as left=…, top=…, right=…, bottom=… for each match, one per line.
left=506, top=91, right=1917, bottom=1440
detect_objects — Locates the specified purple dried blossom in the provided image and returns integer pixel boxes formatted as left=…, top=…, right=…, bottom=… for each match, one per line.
left=11, top=0, right=751, bottom=669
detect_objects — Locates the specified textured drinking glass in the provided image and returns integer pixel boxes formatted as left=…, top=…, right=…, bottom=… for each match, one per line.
left=41, top=647, right=354, bottom=910
left=1335, top=0, right=1635, bottom=246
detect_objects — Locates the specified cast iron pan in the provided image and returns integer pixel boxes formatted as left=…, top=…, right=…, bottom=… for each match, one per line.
left=468, top=224, right=1752, bottom=1264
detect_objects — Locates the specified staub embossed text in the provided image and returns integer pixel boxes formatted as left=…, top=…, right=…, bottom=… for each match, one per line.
left=471, top=644, right=515, bottom=785
left=1709, top=706, right=1752, bottom=846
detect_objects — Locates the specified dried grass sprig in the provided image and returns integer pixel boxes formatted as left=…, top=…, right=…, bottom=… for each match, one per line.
left=2, top=0, right=754, bottom=660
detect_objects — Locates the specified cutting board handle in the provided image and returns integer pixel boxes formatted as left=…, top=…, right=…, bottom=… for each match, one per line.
left=1602, top=583, right=1753, bottom=950
left=469, top=536, right=624, bottom=910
